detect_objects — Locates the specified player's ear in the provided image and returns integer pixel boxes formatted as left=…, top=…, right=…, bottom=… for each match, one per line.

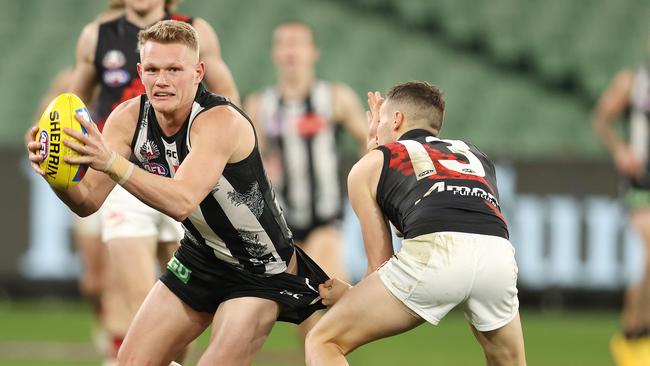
left=195, top=61, right=205, bottom=84
left=393, top=110, right=404, bottom=131
left=136, top=63, right=143, bottom=79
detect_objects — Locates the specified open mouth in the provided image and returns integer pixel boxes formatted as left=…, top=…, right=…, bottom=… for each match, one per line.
left=153, top=91, right=175, bottom=98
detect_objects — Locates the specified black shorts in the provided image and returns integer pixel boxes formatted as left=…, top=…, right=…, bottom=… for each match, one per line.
left=160, top=241, right=328, bottom=324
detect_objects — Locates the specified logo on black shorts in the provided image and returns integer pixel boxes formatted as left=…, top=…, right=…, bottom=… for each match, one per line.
left=167, top=257, right=192, bottom=284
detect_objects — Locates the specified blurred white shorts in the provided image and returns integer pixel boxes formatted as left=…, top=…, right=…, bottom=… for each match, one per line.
left=100, top=185, right=183, bottom=243
left=378, top=231, right=519, bottom=332
left=72, top=211, right=101, bottom=237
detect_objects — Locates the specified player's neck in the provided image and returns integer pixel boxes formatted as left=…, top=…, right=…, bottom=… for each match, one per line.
left=125, top=7, right=165, bottom=29
left=154, top=102, right=193, bottom=136
left=278, top=73, right=315, bottom=101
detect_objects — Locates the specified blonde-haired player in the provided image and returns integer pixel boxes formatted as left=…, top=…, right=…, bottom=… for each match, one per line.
left=67, top=0, right=239, bottom=363
left=27, top=20, right=328, bottom=366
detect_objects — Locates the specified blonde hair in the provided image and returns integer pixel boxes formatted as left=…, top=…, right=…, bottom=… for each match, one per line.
left=138, top=20, right=199, bottom=56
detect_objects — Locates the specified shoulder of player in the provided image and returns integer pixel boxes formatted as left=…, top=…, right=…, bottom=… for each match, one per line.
left=330, top=82, right=360, bottom=117
left=610, top=69, right=635, bottom=93
left=192, top=105, right=248, bottom=134
left=192, top=17, right=218, bottom=41
left=350, top=150, right=384, bottom=179
left=348, top=150, right=384, bottom=198
left=330, top=82, right=358, bottom=102
left=243, top=92, right=262, bottom=113
left=107, top=96, right=141, bottom=124
left=76, top=20, right=103, bottom=61
left=101, top=97, right=140, bottom=139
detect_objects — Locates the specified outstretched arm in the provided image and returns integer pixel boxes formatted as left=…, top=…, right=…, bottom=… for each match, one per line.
left=65, top=105, right=252, bottom=221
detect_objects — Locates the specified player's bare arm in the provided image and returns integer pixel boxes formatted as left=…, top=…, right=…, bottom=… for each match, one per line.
left=66, top=105, right=251, bottom=221
left=243, top=92, right=268, bottom=152
left=347, top=150, right=393, bottom=274
left=592, top=70, right=640, bottom=178
left=194, top=18, right=240, bottom=105
left=332, top=83, right=368, bottom=150
left=69, top=21, right=101, bottom=103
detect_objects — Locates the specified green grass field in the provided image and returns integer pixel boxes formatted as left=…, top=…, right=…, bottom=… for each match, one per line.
left=0, top=300, right=618, bottom=365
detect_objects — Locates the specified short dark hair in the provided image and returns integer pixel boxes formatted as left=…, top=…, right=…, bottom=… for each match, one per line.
left=386, top=81, right=445, bottom=132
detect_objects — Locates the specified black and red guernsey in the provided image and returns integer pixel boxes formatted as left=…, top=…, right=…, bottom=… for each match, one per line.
left=93, top=13, right=193, bottom=130
left=376, top=129, right=508, bottom=240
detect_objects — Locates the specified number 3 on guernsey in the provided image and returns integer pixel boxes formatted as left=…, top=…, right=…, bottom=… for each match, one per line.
left=426, top=136, right=485, bottom=177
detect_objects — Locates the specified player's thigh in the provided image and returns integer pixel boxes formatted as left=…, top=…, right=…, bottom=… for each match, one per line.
left=630, top=208, right=650, bottom=251
left=199, top=296, right=280, bottom=365
left=118, top=281, right=212, bottom=365
left=470, top=312, right=526, bottom=366
left=106, top=236, right=158, bottom=295
left=307, top=271, right=424, bottom=354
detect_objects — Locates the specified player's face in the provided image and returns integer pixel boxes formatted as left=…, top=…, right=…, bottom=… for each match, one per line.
left=272, top=24, right=319, bottom=77
left=125, top=0, right=163, bottom=15
left=138, top=42, right=203, bottom=115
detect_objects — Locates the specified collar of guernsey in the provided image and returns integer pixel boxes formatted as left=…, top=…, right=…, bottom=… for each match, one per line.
left=398, top=129, right=435, bottom=141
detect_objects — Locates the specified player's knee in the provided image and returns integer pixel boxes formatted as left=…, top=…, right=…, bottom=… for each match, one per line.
left=483, top=345, right=526, bottom=366
left=305, top=327, right=349, bottom=358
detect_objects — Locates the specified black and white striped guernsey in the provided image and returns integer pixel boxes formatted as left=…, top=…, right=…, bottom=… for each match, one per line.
left=130, top=84, right=294, bottom=275
left=257, top=81, right=343, bottom=234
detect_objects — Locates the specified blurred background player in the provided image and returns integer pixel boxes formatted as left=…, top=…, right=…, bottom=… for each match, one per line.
left=244, top=20, right=368, bottom=338
left=67, top=0, right=239, bottom=362
left=593, top=49, right=650, bottom=365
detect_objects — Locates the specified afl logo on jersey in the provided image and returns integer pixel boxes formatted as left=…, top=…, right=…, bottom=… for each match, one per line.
left=103, top=50, right=126, bottom=69
left=103, top=69, right=131, bottom=87
left=38, top=130, right=49, bottom=159
left=143, top=162, right=169, bottom=176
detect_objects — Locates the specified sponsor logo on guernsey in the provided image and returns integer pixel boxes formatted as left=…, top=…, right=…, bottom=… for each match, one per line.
left=143, top=162, right=168, bottom=176
left=139, top=140, right=160, bottom=161
left=103, top=69, right=131, bottom=87
left=415, top=181, right=500, bottom=209
left=102, top=50, right=126, bottom=69
left=280, top=290, right=303, bottom=300
left=167, top=257, right=192, bottom=284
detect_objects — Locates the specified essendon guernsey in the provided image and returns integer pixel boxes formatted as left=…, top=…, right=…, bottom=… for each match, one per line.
left=376, top=129, right=508, bottom=240
left=94, top=13, right=193, bottom=130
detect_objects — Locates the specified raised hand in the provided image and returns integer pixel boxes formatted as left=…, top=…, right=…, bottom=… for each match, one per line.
left=366, top=91, right=384, bottom=151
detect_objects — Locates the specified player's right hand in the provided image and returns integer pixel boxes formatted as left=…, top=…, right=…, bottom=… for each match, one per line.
left=25, top=125, right=45, bottom=176
left=366, top=91, right=384, bottom=151
left=614, top=145, right=642, bottom=179
left=319, top=278, right=352, bottom=307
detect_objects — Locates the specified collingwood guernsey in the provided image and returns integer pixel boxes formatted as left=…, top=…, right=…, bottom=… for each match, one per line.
left=131, top=84, right=294, bottom=275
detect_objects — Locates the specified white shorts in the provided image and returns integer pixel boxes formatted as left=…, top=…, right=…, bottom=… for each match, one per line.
left=72, top=211, right=101, bottom=237
left=101, top=185, right=184, bottom=243
left=378, top=231, right=519, bottom=332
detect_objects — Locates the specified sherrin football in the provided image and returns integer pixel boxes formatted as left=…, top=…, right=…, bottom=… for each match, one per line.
left=36, top=93, right=91, bottom=190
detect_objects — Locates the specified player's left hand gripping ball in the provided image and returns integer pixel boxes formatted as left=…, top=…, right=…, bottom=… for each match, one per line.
left=35, top=93, right=91, bottom=190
